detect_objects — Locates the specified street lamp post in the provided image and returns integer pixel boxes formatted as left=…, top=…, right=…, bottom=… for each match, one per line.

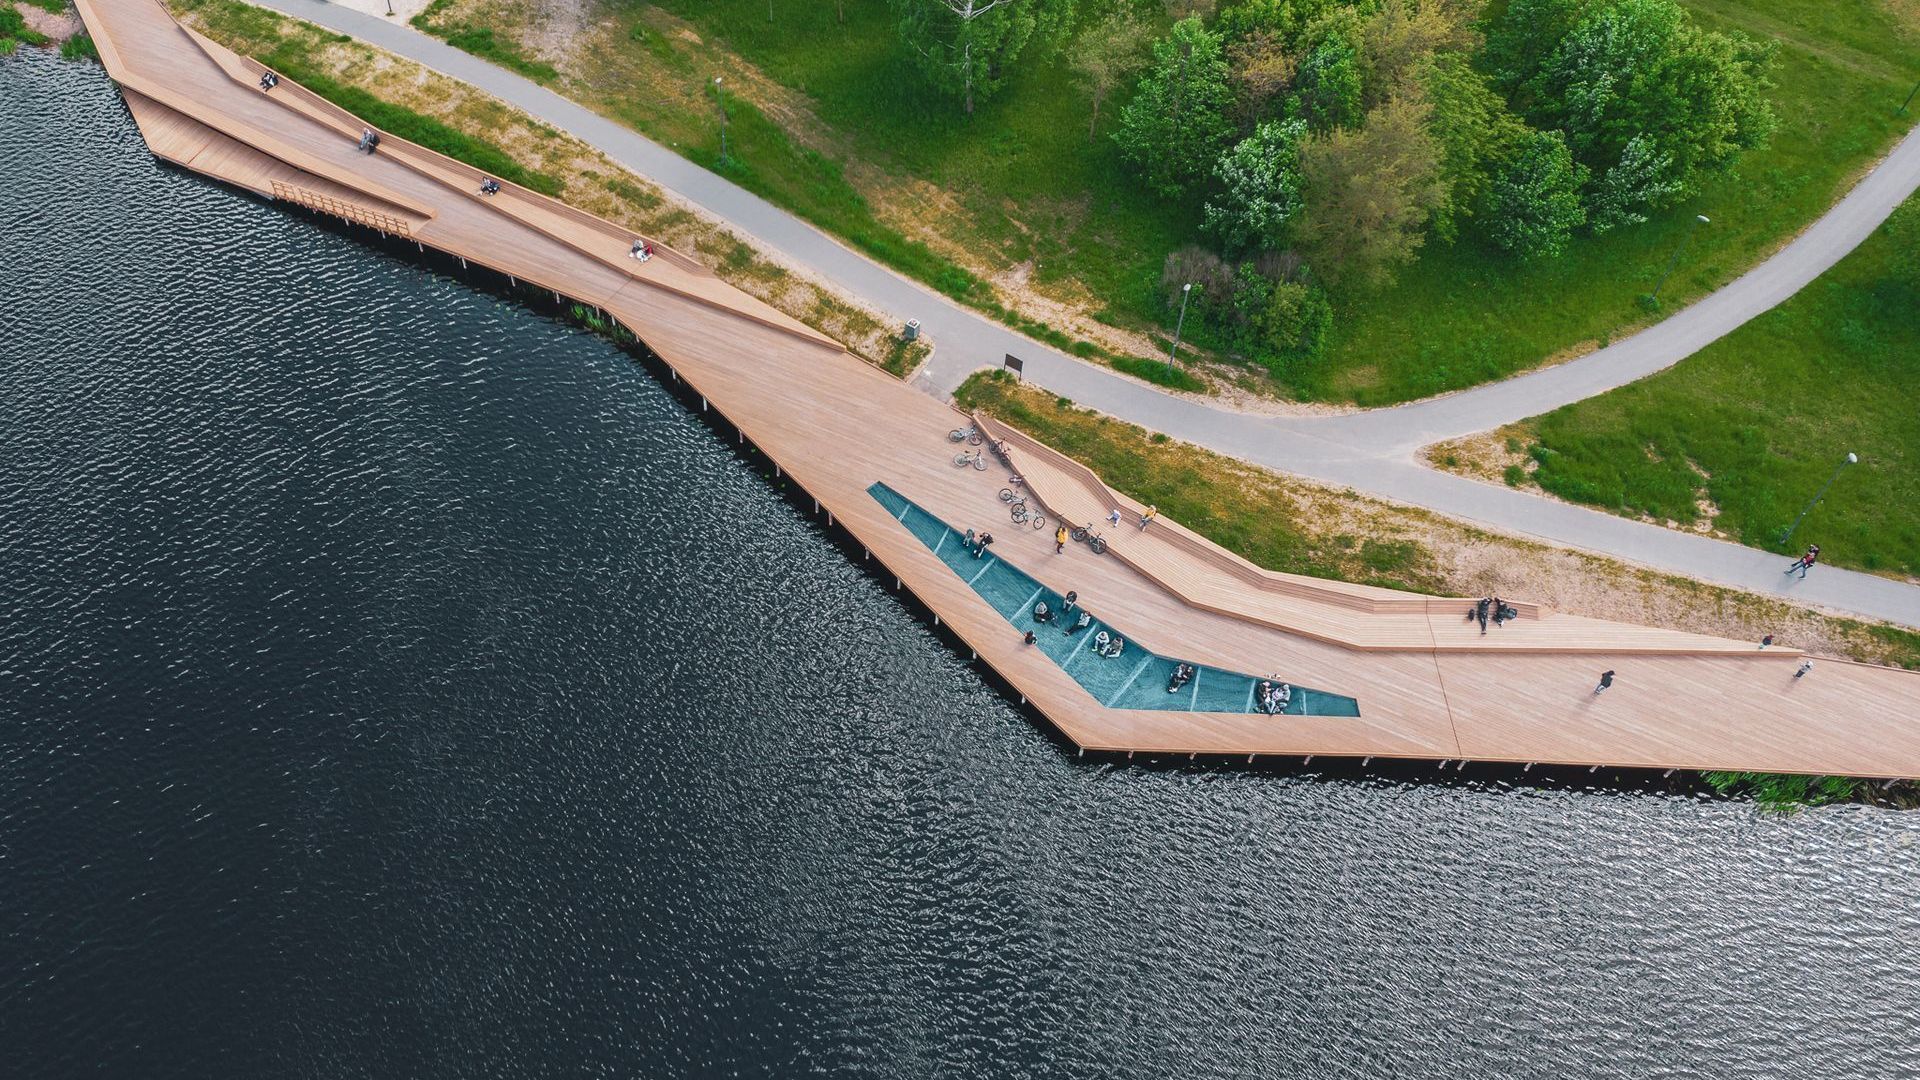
left=712, top=77, right=730, bottom=165
left=1901, top=77, right=1920, bottom=115
left=1166, top=282, right=1192, bottom=375
left=1780, top=451, right=1858, bottom=549
left=1651, top=214, right=1710, bottom=304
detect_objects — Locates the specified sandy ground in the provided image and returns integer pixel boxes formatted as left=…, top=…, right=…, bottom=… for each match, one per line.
left=326, top=0, right=432, bottom=20
left=18, top=2, right=82, bottom=39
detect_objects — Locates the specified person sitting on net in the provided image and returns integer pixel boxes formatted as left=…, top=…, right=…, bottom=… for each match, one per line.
left=479, top=178, right=501, bottom=196
left=1065, top=611, right=1091, bottom=636
left=1101, top=636, right=1125, bottom=659
left=1032, top=601, right=1053, bottom=625
left=1166, top=662, right=1194, bottom=693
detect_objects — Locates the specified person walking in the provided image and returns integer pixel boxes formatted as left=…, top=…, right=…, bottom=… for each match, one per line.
left=1139, top=506, right=1158, bottom=531
left=1054, top=524, right=1068, bottom=555
left=1784, top=544, right=1820, bottom=578
left=1593, top=670, right=1615, bottom=696
left=1476, top=596, right=1491, bottom=635
left=1795, top=659, right=1814, bottom=680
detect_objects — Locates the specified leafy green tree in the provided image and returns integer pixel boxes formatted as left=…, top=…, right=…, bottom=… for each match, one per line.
left=1584, top=133, right=1682, bottom=232
left=1226, top=29, right=1297, bottom=125
left=1483, top=128, right=1587, bottom=258
left=1518, top=0, right=1777, bottom=202
left=892, top=0, right=1074, bottom=115
left=1423, top=52, right=1528, bottom=242
left=1481, top=0, right=1591, bottom=97
left=1357, top=0, right=1470, bottom=110
left=1215, top=0, right=1336, bottom=44
left=1295, top=92, right=1446, bottom=287
left=1204, top=118, right=1309, bottom=253
left=1289, top=33, right=1364, bottom=131
left=1068, top=9, right=1153, bottom=140
left=1253, top=277, right=1333, bottom=359
left=1115, top=17, right=1236, bottom=198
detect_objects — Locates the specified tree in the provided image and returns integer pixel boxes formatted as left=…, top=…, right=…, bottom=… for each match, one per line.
left=892, top=0, right=1074, bottom=115
left=1115, top=17, right=1235, bottom=198
left=1204, top=118, right=1308, bottom=253
left=1226, top=30, right=1297, bottom=126
left=1481, top=0, right=1591, bottom=98
left=1483, top=129, right=1587, bottom=258
left=1519, top=0, right=1777, bottom=201
left=1422, top=52, right=1527, bottom=242
left=1068, top=9, right=1153, bottom=141
left=1215, top=0, right=1337, bottom=44
left=1584, top=133, right=1682, bottom=232
left=1289, top=32, right=1363, bottom=132
left=1295, top=92, right=1446, bottom=287
left=1357, top=0, right=1470, bottom=110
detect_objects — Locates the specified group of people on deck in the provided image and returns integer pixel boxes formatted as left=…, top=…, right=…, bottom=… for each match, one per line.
left=1469, top=595, right=1518, bottom=635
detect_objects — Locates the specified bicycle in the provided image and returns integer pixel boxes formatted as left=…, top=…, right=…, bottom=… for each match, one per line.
left=948, top=424, right=984, bottom=446
left=1069, top=522, right=1109, bottom=555
left=1004, top=493, right=1046, bottom=529
left=952, top=449, right=988, bottom=470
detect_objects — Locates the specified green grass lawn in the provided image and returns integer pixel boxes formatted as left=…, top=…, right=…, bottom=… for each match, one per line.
left=482, top=0, right=1918, bottom=404
left=1314, top=0, right=1920, bottom=405
left=1516, top=194, right=1920, bottom=578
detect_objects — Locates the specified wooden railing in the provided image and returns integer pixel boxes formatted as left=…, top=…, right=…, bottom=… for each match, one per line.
left=269, top=179, right=412, bottom=236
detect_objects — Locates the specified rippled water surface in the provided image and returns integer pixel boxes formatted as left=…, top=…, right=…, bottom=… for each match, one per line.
left=4, top=51, right=1919, bottom=1078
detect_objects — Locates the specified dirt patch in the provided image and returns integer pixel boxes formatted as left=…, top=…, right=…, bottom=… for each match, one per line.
left=17, top=2, right=81, bottom=40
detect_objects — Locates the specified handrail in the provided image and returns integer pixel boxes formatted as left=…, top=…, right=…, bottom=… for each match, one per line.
left=269, top=179, right=413, bottom=235
left=978, top=412, right=1544, bottom=619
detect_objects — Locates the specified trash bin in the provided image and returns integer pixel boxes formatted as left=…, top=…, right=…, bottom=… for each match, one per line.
left=903, top=318, right=921, bottom=342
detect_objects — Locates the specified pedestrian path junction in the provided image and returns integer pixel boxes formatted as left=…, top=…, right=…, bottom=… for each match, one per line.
left=76, top=0, right=1920, bottom=779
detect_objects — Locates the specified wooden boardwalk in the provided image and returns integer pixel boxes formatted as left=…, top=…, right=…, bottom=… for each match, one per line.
left=76, top=0, right=1920, bottom=779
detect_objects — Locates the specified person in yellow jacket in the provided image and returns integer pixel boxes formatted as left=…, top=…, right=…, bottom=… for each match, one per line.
left=1054, top=524, right=1068, bottom=554
left=1139, top=505, right=1159, bottom=530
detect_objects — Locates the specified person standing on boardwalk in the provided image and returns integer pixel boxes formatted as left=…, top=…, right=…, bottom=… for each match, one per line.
left=1022, top=630, right=1037, bottom=646
left=1795, top=659, right=1814, bottom=679
left=974, top=532, right=994, bottom=559
left=1139, top=506, right=1158, bottom=531
left=1593, top=670, right=1615, bottom=696
left=1476, top=596, right=1491, bottom=635
left=1054, top=524, right=1068, bottom=554
left=1759, top=634, right=1774, bottom=649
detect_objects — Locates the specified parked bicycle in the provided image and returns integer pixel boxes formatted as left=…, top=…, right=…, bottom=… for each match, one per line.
left=1069, top=522, right=1109, bottom=555
left=1002, top=491, right=1046, bottom=529
left=952, top=449, right=988, bottom=470
left=948, top=424, right=984, bottom=445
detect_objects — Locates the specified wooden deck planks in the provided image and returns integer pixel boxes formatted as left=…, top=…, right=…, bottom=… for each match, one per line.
left=75, top=0, right=1920, bottom=778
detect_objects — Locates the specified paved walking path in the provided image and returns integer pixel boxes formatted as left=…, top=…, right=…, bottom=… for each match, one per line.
left=243, top=0, right=1920, bottom=627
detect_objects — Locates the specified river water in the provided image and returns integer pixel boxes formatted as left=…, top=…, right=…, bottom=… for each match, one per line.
left=3, top=50, right=1918, bottom=1078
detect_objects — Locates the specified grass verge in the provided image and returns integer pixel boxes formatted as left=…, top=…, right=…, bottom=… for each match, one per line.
left=1488, top=194, right=1920, bottom=579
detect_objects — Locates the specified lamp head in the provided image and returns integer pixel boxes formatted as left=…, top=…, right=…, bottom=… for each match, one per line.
left=1847, top=452, right=1859, bottom=464
left=1696, top=214, right=1711, bottom=224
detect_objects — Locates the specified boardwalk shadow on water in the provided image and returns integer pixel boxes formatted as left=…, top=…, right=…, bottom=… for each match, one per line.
left=7, top=49, right=1920, bottom=1080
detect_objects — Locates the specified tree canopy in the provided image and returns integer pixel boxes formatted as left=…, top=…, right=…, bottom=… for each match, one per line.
left=1205, top=118, right=1309, bottom=253
left=892, top=0, right=1074, bottom=114
left=1114, top=16, right=1236, bottom=198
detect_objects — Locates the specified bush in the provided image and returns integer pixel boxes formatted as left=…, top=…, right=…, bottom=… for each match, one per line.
left=1253, top=277, right=1332, bottom=359
left=1113, top=354, right=1208, bottom=392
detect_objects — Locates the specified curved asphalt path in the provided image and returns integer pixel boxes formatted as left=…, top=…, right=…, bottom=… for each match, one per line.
left=240, top=0, right=1920, bottom=626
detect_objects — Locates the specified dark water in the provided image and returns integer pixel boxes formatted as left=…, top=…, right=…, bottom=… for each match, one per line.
left=4, top=50, right=1918, bottom=1078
